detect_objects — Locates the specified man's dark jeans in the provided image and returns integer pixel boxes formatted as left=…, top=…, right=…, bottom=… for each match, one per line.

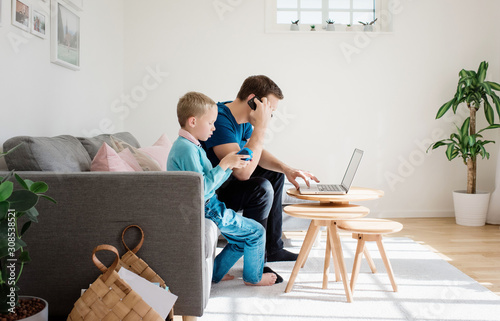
left=216, top=166, right=285, bottom=257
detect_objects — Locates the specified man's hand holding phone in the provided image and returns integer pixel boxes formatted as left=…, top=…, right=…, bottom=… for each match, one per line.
left=249, top=95, right=273, bottom=129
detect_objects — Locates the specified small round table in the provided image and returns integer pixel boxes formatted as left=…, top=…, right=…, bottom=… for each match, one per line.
left=283, top=187, right=384, bottom=302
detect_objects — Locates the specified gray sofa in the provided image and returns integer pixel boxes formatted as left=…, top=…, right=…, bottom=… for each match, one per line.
left=2, top=132, right=218, bottom=320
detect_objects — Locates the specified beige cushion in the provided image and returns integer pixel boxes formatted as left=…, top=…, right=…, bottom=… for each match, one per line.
left=91, top=143, right=137, bottom=172
left=111, top=137, right=162, bottom=171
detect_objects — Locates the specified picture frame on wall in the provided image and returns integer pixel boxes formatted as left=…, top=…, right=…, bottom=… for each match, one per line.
left=63, top=0, right=82, bottom=11
left=51, top=0, right=80, bottom=70
left=11, top=0, right=30, bottom=32
left=31, top=8, right=46, bottom=38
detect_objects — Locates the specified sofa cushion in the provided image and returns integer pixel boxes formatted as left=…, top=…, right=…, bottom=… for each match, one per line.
left=111, top=136, right=163, bottom=171
left=91, top=143, right=142, bottom=172
left=3, top=135, right=92, bottom=172
left=78, top=132, right=141, bottom=160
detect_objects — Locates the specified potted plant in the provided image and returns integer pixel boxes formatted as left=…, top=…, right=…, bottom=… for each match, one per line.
left=290, top=19, right=299, bottom=31
left=310, top=24, right=316, bottom=31
left=429, top=61, right=500, bottom=226
left=0, top=144, right=56, bottom=320
left=359, top=18, right=377, bottom=31
left=346, top=24, right=353, bottom=31
left=326, top=19, right=335, bottom=31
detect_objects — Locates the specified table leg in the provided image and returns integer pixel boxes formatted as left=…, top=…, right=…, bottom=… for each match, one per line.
left=322, top=228, right=331, bottom=289
left=285, top=220, right=321, bottom=293
left=350, top=236, right=366, bottom=292
left=363, top=246, right=377, bottom=274
left=328, top=222, right=353, bottom=303
left=331, top=239, right=341, bottom=282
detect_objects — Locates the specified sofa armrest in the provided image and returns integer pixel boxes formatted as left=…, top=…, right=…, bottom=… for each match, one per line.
left=4, top=171, right=206, bottom=318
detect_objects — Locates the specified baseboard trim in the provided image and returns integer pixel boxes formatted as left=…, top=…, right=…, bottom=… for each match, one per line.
left=368, top=210, right=455, bottom=218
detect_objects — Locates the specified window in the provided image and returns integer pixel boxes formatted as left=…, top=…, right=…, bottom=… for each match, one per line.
left=266, top=0, right=391, bottom=32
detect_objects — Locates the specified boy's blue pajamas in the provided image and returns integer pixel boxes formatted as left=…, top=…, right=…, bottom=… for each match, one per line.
left=167, top=135, right=265, bottom=284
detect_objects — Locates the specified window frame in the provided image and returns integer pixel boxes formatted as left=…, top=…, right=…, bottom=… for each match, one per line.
left=266, top=0, right=392, bottom=33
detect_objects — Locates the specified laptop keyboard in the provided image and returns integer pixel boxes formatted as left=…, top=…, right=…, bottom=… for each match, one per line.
left=318, top=184, right=343, bottom=192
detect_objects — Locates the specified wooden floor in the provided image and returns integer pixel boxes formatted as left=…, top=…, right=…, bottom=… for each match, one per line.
left=389, top=217, right=500, bottom=295
left=174, top=217, right=500, bottom=320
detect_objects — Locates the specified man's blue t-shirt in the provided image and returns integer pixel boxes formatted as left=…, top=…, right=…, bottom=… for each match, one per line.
left=201, top=101, right=253, bottom=168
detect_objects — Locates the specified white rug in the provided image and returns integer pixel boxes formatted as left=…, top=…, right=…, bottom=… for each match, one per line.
left=201, top=237, right=500, bottom=321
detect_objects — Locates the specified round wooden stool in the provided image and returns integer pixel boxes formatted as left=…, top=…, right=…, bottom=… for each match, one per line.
left=336, top=218, right=403, bottom=293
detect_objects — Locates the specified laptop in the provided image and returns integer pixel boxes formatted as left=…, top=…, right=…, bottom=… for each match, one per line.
left=299, top=148, right=363, bottom=195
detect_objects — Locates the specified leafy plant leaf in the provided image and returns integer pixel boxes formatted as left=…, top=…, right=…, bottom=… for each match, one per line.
left=484, top=98, right=495, bottom=125
left=436, top=99, right=455, bottom=119
left=0, top=182, right=13, bottom=202
left=0, top=201, right=9, bottom=221
left=7, top=190, right=38, bottom=212
left=20, top=221, right=31, bottom=236
left=14, top=174, right=29, bottom=191
left=40, top=195, right=57, bottom=204
left=29, top=182, right=48, bottom=194
left=477, top=61, right=488, bottom=83
left=486, top=81, right=500, bottom=91
left=460, top=117, right=470, bottom=138
left=19, top=250, right=31, bottom=264
left=25, top=207, right=39, bottom=223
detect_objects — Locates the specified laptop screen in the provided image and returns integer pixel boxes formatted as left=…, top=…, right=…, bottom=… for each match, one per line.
left=341, top=149, right=364, bottom=191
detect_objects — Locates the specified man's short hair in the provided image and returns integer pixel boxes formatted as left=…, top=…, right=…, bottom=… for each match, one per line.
left=177, top=91, right=216, bottom=127
left=236, top=75, right=284, bottom=101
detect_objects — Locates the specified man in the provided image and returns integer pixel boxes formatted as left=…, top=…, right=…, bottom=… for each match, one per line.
left=202, top=75, right=319, bottom=262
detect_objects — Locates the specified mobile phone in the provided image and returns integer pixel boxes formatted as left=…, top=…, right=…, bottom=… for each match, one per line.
left=237, top=147, right=253, bottom=161
left=247, top=96, right=261, bottom=110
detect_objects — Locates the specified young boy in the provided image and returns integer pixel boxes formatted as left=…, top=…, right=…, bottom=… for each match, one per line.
left=167, top=91, right=277, bottom=286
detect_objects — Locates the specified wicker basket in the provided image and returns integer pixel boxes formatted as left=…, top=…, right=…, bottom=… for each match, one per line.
left=67, top=244, right=164, bottom=321
left=120, top=225, right=174, bottom=321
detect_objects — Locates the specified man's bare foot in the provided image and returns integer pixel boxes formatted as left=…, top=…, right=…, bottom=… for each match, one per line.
left=221, top=274, right=235, bottom=281
left=244, top=273, right=277, bottom=286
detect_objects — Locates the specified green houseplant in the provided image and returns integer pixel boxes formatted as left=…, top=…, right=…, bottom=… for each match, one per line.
left=0, top=144, right=56, bottom=319
left=290, top=19, right=299, bottom=31
left=326, top=19, right=335, bottom=31
left=359, top=18, right=377, bottom=31
left=429, top=61, right=500, bottom=225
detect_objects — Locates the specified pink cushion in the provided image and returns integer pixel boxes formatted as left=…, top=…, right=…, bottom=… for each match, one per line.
left=143, top=134, right=172, bottom=171
left=110, top=134, right=172, bottom=171
left=91, top=143, right=135, bottom=172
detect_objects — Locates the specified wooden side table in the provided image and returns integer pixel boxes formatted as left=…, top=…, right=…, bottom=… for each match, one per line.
left=283, top=187, right=384, bottom=302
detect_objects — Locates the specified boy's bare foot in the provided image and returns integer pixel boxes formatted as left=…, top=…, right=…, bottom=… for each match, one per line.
left=244, top=272, right=277, bottom=286
left=221, top=274, right=235, bottom=281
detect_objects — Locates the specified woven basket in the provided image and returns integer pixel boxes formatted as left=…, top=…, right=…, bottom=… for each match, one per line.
left=119, top=225, right=167, bottom=288
left=67, top=244, right=164, bottom=321
left=120, top=225, right=174, bottom=321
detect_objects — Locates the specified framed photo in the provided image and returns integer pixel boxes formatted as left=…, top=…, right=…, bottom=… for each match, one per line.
left=31, top=9, right=46, bottom=38
left=63, top=0, right=82, bottom=11
left=51, top=0, right=80, bottom=70
left=11, top=0, right=30, bottom=32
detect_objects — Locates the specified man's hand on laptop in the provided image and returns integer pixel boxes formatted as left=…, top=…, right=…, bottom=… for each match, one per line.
left=285, top=168, right=319, bottom=190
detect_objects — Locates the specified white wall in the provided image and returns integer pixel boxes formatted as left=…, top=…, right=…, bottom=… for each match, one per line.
left=0, top=0, right=125, bottom=167
left=122, top=0, right=500, bottom=218
left=2, top=0, right=499, bottom=218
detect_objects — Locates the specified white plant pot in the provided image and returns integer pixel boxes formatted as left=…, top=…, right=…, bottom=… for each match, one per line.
left=326, top=24, right=335, bottom=31
left=290, top=24, right=299, bottom=31
left=15, top=296, right=48, bottom=321
left=363, top=25, right=374, bottom=32
left=486, top=143, right=500, bottom=224
left=453, top=190, right=491, bottom=226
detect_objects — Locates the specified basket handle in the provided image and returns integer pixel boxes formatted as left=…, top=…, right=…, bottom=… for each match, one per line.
left=121, top=225, right=144, bottom=254
left=92, top=244, right=120, bottom=282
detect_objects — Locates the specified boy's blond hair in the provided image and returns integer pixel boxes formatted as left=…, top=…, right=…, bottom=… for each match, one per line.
left=177, top=91, right=216, bottom=127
